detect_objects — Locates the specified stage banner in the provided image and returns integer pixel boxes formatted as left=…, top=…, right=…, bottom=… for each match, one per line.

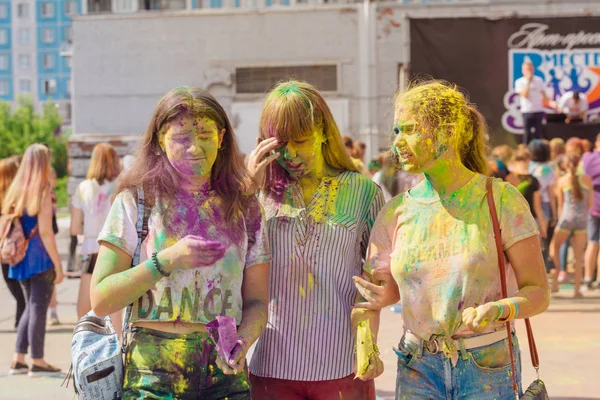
left=409, top=17, right=600, bottom=139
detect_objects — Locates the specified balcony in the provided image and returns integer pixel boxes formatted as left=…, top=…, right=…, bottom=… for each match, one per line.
left=83, top=0, right=494, bottom=13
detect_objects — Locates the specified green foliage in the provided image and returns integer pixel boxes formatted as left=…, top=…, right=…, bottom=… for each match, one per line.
left=0, top=96, right=69, bottom=178
left=55, top=176, right=69, bottom=209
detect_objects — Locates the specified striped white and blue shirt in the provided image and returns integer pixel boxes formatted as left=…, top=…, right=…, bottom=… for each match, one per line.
left=250, top=171, right=385, bottom=381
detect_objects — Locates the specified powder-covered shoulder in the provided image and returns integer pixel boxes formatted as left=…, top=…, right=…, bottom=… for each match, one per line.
left=241, top=194, right=266, bottom=232
left=345, top=171, right=380, bottom=193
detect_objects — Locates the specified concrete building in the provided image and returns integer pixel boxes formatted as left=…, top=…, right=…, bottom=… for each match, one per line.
left=69, top=0, right=600, bottom=186
left=0, top=0, right=80, bottom=121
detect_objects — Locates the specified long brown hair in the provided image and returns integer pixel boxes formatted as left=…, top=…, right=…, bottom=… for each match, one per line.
left=566, top=154, right=584, bottom=202
left=118, top=87, right=247, bottom=236
left=258, top=80, right=358, bottom=196
left=393, top=80, right=488, bottom=175
left=0, top=156, right=20, bottom=208
left=1, top=145, right=51, bottom=216
left=86, top=143, right=121, bottom=185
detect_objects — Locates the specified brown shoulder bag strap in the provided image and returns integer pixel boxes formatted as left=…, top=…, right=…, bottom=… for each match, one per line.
left=486, top=177, right=540, bottom=393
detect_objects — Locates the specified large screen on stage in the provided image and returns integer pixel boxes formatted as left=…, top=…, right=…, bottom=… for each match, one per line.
left=410, top=17, right=600, bottom=140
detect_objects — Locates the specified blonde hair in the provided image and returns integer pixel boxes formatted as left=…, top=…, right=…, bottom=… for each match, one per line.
left=394, top=80, right=488, bottom=174
left=1, top=144, right=51, bottom=216
left=0, top=156, right=20, bottom=208
left=549, top=138, right=565, bottom=160
left=259, top=80, right=358, bottom=194
left=86, top=143, right=121, bottom=185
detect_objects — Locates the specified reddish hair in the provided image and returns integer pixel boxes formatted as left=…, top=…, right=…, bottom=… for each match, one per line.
left=87, top=143, right=121, bottom=185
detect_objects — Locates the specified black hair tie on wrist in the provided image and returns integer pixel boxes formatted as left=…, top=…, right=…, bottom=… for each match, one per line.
left=151, top=252, right=171, bottom=277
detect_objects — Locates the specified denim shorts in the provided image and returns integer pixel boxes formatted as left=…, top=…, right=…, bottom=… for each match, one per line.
left=395, top=333, right=522, bottom=400
left=589, top=215, right=600, bottom=242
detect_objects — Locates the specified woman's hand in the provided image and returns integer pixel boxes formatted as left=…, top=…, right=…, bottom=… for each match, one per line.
left=355, top=353, right=384, bottom=381
left=353, top=267, right=400, bottom=310
left=156, top=235, right=226, bottom=273
left=246, top=138, right=281, bottom=191
left=53, top=266, right=64, bottom=284
left=215, top=338, right=248, bottom=375
left=462, top=303, right=501, bottom=334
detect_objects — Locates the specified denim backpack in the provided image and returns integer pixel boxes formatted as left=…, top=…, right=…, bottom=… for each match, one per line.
left=64, top=186, right=149, bottom=399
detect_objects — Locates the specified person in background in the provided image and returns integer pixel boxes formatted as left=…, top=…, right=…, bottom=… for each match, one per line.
left=4, top=144, right=64, bottom=376
left=582, top=133, right=600, bottom=290
left=549, top=138, right=566, bottom=163
left=0, top=155, right=26, bottom=329
left=373, top=152, right=423, bottom=202
left=342, top=135, right=370, bottom=177
left=515, top=58, right=553, bottom=144
left=42, top=144, right=60, bottom=326
left=508, top=151, right=545, bottom=238
left=491, top=144, right=513, bottom=166
left=582, top=139, right=593, bottom=154
left=353, top=141, right=367, bottom=162
left=557, top=91, right=588, bottom=124
left=71, top=143, right=122, bottom=324
left=550, top=154, right=592, bottom=297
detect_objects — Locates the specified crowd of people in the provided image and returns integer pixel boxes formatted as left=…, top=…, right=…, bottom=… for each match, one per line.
left=0, top=78, right=569, bottom=399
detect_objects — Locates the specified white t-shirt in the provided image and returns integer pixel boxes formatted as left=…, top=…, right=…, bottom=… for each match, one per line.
left=515, top=76, right=546, bottom=113
left=558, top=92, right=589, bottom=118
left=71, top=179, right=117, bottom=255
left=97, top=189, right=271, bottom=325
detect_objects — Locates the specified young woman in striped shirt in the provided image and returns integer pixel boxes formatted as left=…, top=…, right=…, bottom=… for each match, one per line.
left=246, top=80, right=385, bottom=400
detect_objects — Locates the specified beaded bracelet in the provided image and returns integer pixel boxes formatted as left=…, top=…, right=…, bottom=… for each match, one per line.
left=151, top=252, right=171, bottom=277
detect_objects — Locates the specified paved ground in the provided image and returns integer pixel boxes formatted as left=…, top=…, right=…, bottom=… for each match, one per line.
left=0, top=217, right=599, bottom=399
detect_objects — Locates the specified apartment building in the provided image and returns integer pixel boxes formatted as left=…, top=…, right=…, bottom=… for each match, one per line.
left=69, top=0, right=600, bottom=188
left=0, top=0, right=79, bottom=121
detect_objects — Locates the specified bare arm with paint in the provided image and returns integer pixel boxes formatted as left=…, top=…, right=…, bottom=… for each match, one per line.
left=462, top=235, right=550, bottom=332
left=38, top=191, right=63, bottom=284
left=216, top=262, right=269, bottom=375
left=90, top=236, right=226, bottom=317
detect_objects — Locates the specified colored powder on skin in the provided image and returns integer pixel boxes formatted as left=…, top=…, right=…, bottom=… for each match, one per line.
left=356, top=320, right=375, bottom=376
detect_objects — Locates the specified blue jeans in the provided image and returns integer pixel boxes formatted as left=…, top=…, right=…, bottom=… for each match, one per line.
left=395, top=333, right=522, bottom=399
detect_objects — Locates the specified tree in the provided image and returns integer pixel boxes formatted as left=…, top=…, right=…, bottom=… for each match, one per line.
left=0, top=96, right=69, bottom=178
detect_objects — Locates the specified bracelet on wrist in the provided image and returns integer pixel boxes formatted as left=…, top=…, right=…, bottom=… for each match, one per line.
left=151, top=252, right=171, bottom=277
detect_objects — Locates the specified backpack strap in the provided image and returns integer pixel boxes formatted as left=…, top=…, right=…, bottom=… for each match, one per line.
left=121, top=185, right=151, bottom=354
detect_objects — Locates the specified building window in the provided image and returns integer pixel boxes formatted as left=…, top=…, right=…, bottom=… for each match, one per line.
left=19, top=28, right=30, bottom=44
left=43, top=53, right=55, bottom=69
left=43, top=79, right=57, bottom=95
left=65, top=1, right=78, bottom=14
left=88, top=0, right=112, bottom=12
left=235, top=65, right=338, bottom=94
left=64, top=26, right=73, bottom=43
left=18, top=3, right=29, bottom=18
left=18, top=54, right=31, bottom=69
left=19, top=79, right=32, bottom=93
left=0, top=4, right=7, bottom=19
left=41, top=2, right=54, bottom=18
left=66, top=56, right=72, bottom=69
left=0, top=54, right=8, bottom=70
left=0, top=80, right=9, bottom=95
left=66, top=79, right=72, bottom=95
left=0, top=29, right=7, bottom=45
left=42, top=28, right=55, bottom=44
